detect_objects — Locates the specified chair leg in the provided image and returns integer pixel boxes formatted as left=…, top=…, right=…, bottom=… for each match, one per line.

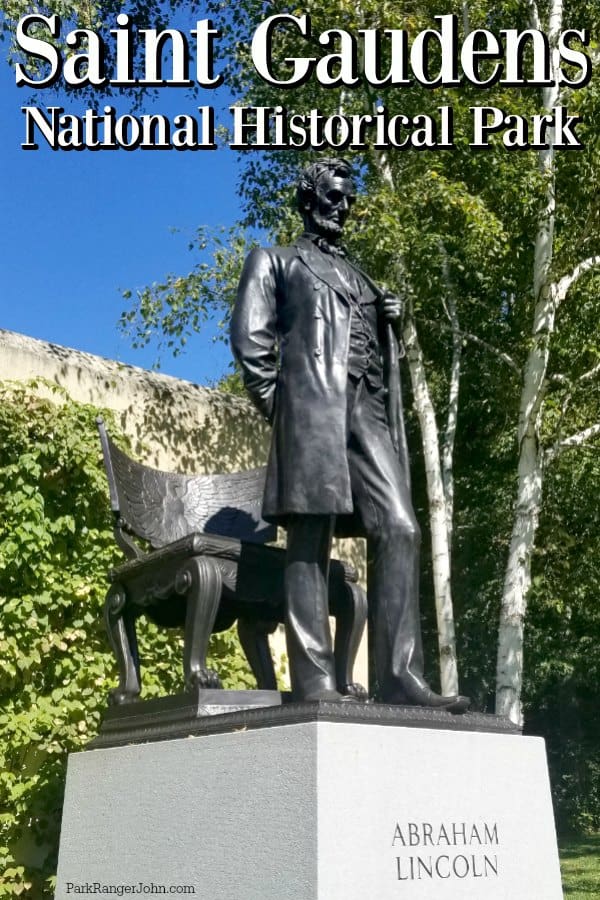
left=104, top=584, right=141, bottom=704
left=178, top=557, right=223, bottom=691
left=237, top=618, right=279, bottom=690
left=334, top=581, right=369, bottom=699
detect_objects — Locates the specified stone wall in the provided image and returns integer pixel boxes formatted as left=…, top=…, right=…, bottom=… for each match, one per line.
left=0, top=329, right=269, bottom=473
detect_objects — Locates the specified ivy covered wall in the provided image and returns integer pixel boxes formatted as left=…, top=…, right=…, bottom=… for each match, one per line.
left=0, top=382, right=257, bottom=897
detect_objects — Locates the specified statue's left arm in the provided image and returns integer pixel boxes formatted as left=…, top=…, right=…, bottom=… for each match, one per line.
left=231, top=248, right=279, bottom=423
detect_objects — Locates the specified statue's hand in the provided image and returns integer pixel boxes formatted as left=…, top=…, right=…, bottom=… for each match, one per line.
left=381, top=291, right=404, bottom=321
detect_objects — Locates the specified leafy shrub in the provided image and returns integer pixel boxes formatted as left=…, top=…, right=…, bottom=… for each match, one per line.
left=0, top=382, right=253, bottom=897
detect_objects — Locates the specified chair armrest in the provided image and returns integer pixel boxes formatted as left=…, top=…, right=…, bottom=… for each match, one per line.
left=109, top=531, right=358, bottom=585
left=109, top=533, right=243, bottom=581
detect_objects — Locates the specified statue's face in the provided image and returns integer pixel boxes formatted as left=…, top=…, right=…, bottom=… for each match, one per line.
left=306, top=172, right=356, bottom=240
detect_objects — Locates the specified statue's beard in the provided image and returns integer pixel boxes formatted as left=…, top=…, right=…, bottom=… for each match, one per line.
left=308, top=211, right=343, bottom=241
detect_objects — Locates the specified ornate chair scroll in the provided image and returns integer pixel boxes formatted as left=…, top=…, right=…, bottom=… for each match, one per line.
left=97, top=418, right=367, bottom=704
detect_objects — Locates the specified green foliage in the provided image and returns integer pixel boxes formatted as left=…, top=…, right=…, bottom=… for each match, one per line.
left=523, top=445, right=600, bottom=835
left=0, top=381, right=254, bottom=897
left=120, top=225, right=257, bottom=367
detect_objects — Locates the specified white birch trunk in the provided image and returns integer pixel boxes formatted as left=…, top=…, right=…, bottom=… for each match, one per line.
left=441, top=255, right=462, bottom=547
left=495, top=393, right=546, bottom=723
left=404, top=313, right=459, bottom=695
left=495, top=0, right=562, bottom=723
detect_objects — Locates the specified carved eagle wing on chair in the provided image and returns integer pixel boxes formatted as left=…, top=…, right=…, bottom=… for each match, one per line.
left=97, top=419, right=276, bottom=551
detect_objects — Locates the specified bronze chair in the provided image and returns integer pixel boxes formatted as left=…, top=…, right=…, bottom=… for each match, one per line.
left=97, top=418, right=367, bottom=704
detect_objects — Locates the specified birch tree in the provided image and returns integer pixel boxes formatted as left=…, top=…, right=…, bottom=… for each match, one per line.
left=495, top=0, right=600, bottom=723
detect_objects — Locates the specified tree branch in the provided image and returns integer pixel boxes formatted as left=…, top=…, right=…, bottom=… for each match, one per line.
left=546, top=423, right=600, bottom=462
left=555, top=255, right=600, bottom=304
left=551, top=362, right=600, bottom=387
left=579, top=362, right=600, bottom=383
left=422, top=317, right=520, bottom=375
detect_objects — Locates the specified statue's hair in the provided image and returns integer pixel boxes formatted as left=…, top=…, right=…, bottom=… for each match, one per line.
left=296, top=158, right=354, bottom=213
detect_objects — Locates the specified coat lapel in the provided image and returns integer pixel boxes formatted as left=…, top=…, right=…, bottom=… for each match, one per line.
left=294, top=237, right=351, bottom=304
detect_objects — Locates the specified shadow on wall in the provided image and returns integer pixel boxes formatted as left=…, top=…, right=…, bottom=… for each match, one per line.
left=0, top=329, right=268, bottom=475
left=121, top=383, right=271, bottom=474
left=38, top=346, right=271, bottom=474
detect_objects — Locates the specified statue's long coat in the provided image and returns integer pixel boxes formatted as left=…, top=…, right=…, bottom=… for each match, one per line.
left=231, top=235, right=397, bottom=526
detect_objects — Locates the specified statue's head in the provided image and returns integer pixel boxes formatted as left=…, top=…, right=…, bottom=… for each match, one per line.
left=296, top=158, right=356, bottom=241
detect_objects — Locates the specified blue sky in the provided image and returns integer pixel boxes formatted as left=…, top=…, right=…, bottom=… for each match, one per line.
left=0, top=41, right=245, bottom=385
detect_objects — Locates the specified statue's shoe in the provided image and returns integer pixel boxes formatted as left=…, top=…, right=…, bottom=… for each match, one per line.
left=297, top=688, right=359, bottom=702
left=382, top=682, right=470, bottom=714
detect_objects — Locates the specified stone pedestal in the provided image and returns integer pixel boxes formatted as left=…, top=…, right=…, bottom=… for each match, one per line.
left=55, top=705, right=562, bottom=899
